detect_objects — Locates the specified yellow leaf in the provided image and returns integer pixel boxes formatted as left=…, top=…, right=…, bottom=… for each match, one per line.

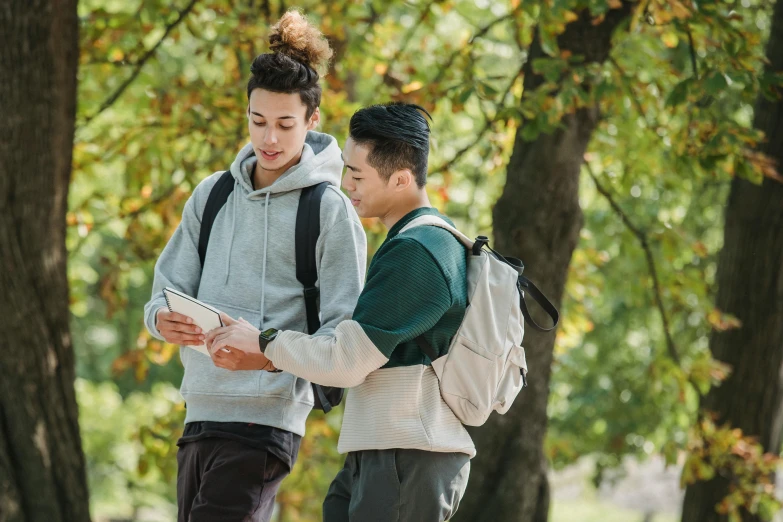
left=109, top=48, right=124, bottom=62
left=707, top=308, right=743, bottom=331
left=563, top=10, right=579, bottom=22
left=401, top=80, right=423, bottom=93
left=691, top=241, right=707, bottom=257
left=374, top=63, right=388, bottom=75
left=671, top=0, right=691, bottom=19
left=662, top=32, right=679, bottom=48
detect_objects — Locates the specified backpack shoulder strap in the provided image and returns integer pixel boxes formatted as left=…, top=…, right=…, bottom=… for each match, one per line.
left=295, top=181, right=330, bottom=334
left=398, top=214, right=474, bottom=249
left=198, top=171, right=234, bottom=268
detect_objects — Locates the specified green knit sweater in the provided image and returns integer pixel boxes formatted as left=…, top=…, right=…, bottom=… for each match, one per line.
left=266, top=206, right=476, bottom=456
left=354, top=207, right=468, bottom=368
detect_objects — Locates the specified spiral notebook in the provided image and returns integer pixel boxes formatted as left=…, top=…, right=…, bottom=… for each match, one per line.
left=163, top=287, right=224, bottom=356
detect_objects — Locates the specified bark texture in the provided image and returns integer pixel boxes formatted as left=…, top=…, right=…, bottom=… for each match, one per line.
left=455, top=6, right=633, bottom=522
left=0, top=1, right=89, bottom=521
left=681, top=1, right=783, bottom=520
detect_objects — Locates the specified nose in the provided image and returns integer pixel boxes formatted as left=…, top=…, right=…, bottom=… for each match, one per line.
left=263, top=128, right=277, bottom=145
left=341, top=172, right=353, bottom=192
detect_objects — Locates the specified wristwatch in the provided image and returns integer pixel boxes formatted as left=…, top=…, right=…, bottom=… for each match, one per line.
left=258, top=327, right=279, bottom=354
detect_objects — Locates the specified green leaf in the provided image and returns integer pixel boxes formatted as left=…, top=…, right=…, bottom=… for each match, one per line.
left=457, top=86, right=474, bottom=105
left=704, top=71, right=729, bottom=96
left=533, top=57, right=568, bottom=83
left=666, top=78, right=692, bottom=107
left=540, top=29, right=559, bottom=57
left=477, top=81, right=499, bottom=98
left=520, top=120, right=540, bottom=141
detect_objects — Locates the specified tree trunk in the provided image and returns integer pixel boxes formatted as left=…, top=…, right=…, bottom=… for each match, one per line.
left=681, top=1, right=783, bottom=521
left=455, top=6, right=632, bottom=522
left=0, top=2, right=88, bottom=522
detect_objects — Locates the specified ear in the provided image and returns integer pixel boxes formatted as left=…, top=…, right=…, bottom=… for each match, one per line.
left=391, top=169, right=415, bottom=192
left=307, top=107, right=321, bottom=130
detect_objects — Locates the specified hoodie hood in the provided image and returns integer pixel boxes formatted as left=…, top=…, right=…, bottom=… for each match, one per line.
left=229, top=130, right=343, bottom=198
left=219, top=130, right=345, bottom=303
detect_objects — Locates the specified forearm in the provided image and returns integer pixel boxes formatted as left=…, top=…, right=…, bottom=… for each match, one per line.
left=143, top=195, right=204, bottom=341
left=265, top=320, right=387, bottom=387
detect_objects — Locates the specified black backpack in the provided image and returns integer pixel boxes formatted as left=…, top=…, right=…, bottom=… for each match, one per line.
left=197, top=171, right=344, bottom=413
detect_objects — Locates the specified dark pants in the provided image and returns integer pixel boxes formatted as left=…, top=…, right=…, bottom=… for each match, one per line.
left=177, top=438, right=289, bottom=522
left=322, top=449, right=470, bottom=522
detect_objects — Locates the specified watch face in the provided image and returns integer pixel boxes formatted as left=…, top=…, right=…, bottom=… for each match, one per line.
left=259, top=328, right=278, bottom=341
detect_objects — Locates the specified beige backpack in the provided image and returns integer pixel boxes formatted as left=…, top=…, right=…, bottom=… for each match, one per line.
left=401, top=215, right=559, bottom=426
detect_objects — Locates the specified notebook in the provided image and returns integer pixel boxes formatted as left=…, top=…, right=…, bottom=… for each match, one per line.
left=163, top=287, right=224, bottom=356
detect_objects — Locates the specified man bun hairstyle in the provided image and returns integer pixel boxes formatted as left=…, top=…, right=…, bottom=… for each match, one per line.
left=349, top=103, right=433, bottom=188
left=247, top=10, right=333, bottom=119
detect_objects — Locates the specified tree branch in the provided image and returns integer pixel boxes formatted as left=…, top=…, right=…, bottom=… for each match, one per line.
left=70, top=184, right=180, bottom=254
left=686, top=23, right=699, bottom=80
left=70, top=143, right=233, bottom=255
left=430, top=68, right=521, bottom=176
left=431, top=13, right=515, bottom=87
left=584, top=162, right=683, bottom=367
left=79, top=0, right=199, bottom=127
left=381, top=0, right=439, bottom=88
left=608, top=56, right=653, bottom=126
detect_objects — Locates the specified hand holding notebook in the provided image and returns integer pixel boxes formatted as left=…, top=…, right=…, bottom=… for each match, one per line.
left=162, top=287, right=224, bottom=356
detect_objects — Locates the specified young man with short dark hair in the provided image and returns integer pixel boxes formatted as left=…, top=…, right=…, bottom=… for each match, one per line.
left=207, top=102, right=473, bottom=521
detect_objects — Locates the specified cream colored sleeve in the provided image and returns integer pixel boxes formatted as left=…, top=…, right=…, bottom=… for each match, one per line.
left=265, top=320, right=389, bottom=388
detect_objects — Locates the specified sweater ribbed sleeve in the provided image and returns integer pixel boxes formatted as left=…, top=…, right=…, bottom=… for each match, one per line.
left=266, top=237, right=453, bottom=386
left=353, top=237, right=453, bottom=358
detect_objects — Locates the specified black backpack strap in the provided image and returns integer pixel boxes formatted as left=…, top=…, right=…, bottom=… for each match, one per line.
left=295, top=182, right=343, bottom=414
left=415, top=336, right=439, bottom=362
left=198, top=171, right=234, bottom=268
left=517, top=276, right=560, bottom=332
left=295, top=181, right=330, bottom=335
left=313, top=385, right=333, bottom=412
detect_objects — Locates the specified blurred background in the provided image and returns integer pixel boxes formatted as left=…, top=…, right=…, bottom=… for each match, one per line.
left=4, top=0, right=782, bottom=521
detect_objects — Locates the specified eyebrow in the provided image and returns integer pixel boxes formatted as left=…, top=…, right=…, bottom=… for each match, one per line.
left=340, top=153, right=362, bottom=173
left=249, top=111, right=297, bottom=120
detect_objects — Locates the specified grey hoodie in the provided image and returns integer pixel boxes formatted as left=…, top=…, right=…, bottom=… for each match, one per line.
left=143, top=131, right=367, bottom=436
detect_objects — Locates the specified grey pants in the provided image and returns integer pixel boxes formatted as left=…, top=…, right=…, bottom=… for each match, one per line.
left=322, top=449, right=470, bottom=522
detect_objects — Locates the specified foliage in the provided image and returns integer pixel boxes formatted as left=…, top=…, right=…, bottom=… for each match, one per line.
left=77, top=378, right=180, bottom=520
left=682, top=416, right=781, bottom=521
left=70, top=0, right=782, bottom=519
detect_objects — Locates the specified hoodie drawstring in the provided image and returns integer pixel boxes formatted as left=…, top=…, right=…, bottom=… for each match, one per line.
left=224, top=179, right=238, bottom=284
left=258, top=192, right=271, bottom=328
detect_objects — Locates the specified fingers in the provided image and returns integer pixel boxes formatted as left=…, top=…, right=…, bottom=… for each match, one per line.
left=210, top=337, right=231, bottom=355
left=157, top=309, right=202, bottom=345
left=159, top=323, right=204, bottom=344
left=158, top=310, right=195, bottom=326
left=209, top=345, right=225, bottom=361
left=220, top=313, right=238, bottom=326
left=205, top=330, right=232, bottom=349
left=167, top=332, right=206, bottom=346
left=211, top=346, right=241, bottom=370
left=204, top=327, right=226, bottom=344
left=211, top=352, right=231, bottom=369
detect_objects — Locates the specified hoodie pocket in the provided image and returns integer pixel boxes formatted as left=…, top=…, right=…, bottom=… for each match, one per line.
left=179, top=302, right=296, bottom=400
